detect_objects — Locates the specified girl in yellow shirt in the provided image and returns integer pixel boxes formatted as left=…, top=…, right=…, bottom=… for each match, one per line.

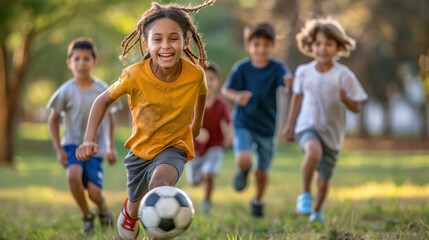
left=75, top=1, right=215, bottom=239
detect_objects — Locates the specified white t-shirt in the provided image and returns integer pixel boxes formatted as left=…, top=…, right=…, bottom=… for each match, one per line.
left=293, top=61, right=368, bottom=150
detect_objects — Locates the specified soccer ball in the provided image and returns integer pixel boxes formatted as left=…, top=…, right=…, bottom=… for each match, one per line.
left=139, top=186, right=195, bottom=238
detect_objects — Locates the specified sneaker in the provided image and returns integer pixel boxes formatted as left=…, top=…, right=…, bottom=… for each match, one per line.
left=309, top=211, right=325, bottom=224
left=200, top=200, right=211, bottom=215
left=117, top=198, right=139, bottom=240
left=98, top=207, right=114, bottom=228
left=82, top=212, right=95, bottom=235
left=296, top=192, right=312, bottom=215
left=250, top=200, right=264, bottom=218
left=233, top=169, right=250, bottom=191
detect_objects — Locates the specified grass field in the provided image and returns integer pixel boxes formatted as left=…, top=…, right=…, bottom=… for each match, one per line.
left=1, top=123, right=429, bottom=239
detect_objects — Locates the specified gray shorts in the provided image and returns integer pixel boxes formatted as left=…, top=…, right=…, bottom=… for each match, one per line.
left=296, top=129, right=339, bottom=180
left=124, top=147, right=187, bottom=202
left=186, top=147, right=224, bottom=185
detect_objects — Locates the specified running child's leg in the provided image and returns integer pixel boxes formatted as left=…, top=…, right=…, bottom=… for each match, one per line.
left=186, top=155, right=204, bottom=186
left=295, top=130, right=322, bottom=215
left=233, top=129, right=253, bottom=191
left=85, top=157, right=113, bottom=228
left=314, top=173, right=329, bottom=212
left=64, top=144, right=94, bottom=234
left=310, top=145, right=338, bottom=223
left=302, top=140, right=322, bottom=193
left=67, top=165, right=90, bottom=215
left=253, top=135, right=275, bottom=202
left=200, top=147, right=224, bottom=214
left=64, top=145, right=91, bottom=216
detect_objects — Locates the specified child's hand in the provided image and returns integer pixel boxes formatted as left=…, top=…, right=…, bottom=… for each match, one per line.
left=283, top=75, right=294, bottom=94
left=56, top=149, right=68, bottom=168
left=195, top=128, right=210, bottom=144
left=235, top=91, right=252, bottom=106
left=76, top=142, right=99, bottom=161
left=106, top=148, right=118, bottom=165
left=281, top=125, right=295, bottom=142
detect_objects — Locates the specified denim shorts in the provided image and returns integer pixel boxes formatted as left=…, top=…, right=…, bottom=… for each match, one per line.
left=124, top=147, right=187, bottom=202
left=296, top=129, right=339, bottom=180
left=64, top=144, right=104, bottom=189
left=233, top=128, right=275, bottom=172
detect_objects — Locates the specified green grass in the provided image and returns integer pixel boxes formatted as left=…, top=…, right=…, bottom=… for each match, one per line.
left=1, top=123, right=429, bottom=239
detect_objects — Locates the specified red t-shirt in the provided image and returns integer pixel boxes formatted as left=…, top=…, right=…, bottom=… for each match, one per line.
left=194, top=97, right=231, bottom=156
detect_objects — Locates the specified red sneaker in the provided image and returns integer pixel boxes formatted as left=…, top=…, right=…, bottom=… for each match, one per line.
left=117, top=198, right=139, bottom=240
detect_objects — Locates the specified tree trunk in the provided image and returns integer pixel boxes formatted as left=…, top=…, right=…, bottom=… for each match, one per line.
left=0, top=44, right=8, bottom=166
left=0, top=28, right=34, bottom=166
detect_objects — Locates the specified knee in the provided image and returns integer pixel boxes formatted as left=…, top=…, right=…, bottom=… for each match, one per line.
left=87, top=189, right=102, bottom=202
left=304, top=142, right=322, bottom=162
left=255, top=169, right=267, bottom=180
left=67, top=168, right=81, bottom=185
left=203, top=173, right=214, bottom=181
left=317, top=177, right=329, bottom=190
left=148, top=178, right=172, bottom=191
left=149, top=164, right=179, bottom=190
left=237, top=152, right=252, bottom=168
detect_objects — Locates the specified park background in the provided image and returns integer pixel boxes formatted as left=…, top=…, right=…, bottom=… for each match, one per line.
left=1, top=0, right=429, bottom=239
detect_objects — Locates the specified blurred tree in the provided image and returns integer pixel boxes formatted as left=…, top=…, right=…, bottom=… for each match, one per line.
left=0, top=0, right=128, bottom=166
left=2, top=0, right=429, bottom=166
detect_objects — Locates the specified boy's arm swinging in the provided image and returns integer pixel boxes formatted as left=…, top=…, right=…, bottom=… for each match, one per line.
left=47, top=109, right=68, bottom=167
left=221, top=88, right=252, bottom=106
left=282, top=93, right=303, bottom=141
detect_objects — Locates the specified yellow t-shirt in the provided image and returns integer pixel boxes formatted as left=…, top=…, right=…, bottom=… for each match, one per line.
left=108, top=58, right=207, bottom=160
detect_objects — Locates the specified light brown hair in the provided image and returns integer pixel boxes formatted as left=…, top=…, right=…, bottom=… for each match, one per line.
left=296, top=17, right=356, bottom=58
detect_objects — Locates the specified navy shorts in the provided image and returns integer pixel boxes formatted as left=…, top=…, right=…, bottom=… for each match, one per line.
left=296, top=130, right=339, bottom=180
left=64, top=144, right=104, bottom=189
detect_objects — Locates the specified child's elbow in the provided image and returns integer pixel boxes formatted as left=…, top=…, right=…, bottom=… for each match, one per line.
left=352, top=103, right=362, bottom=113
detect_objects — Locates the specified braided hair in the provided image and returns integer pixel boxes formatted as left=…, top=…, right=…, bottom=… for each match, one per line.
left=120, top=0, right=216, bottom=67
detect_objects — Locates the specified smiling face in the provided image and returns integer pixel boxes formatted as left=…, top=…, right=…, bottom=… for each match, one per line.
left=67, top=49, right=96, bottom=79
left=246, top=37, right=274, bottom=66
left=145, top=17, right=186, bottom=70
left=311, top=32, right=339, bottom=65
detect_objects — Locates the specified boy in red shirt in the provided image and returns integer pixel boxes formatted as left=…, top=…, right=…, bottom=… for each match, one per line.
left=187, top=63, right=231, bottom=215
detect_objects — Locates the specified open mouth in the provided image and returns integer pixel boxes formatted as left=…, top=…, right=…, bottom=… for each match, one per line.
left=158, top=53, right=174, bottom=61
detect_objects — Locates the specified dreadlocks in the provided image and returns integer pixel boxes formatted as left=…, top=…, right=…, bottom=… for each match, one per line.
left=120, top=0, right=215, bottom=67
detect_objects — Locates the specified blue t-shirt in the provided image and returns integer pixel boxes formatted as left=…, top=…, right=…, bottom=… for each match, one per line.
left=224, top=58, right=290, bottom=137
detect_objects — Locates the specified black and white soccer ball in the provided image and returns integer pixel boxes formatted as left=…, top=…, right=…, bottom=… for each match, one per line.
left=139, top=186, right=195, bottom=238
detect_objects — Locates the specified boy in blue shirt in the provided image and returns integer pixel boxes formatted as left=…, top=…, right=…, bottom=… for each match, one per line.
left=222, top=22, right=291, bottom=217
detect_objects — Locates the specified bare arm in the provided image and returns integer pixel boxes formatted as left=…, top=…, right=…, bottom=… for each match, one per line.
left=76, top=90, right=116, bottom=160
left=281, top=93, right=303, bottom=141
left=340, top=89, right=361, bottom=113
left=221, top=88, right=252, bottom=106
left=221, top=119, right=233, bottom=147
left=191, top=94, right=207, bottom=138
left=108, top=113, right=115, bottom=150
left=105, top=112, right=118, bottom=165
left=282, top=74, right=294, bottom=94
left=47, top=109, right=67, bottom=167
